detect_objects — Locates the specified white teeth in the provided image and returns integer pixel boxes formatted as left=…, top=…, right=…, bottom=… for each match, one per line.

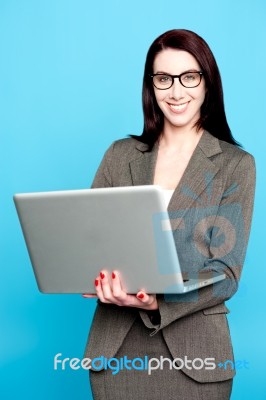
left=169, top=102, right=188, bottom=111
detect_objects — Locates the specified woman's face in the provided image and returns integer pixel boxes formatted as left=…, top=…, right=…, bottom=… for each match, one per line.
left=152, top=49, right=206, bottom=132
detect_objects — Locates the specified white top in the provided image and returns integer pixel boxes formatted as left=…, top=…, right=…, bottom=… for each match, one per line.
left=162, top=189, right=175, bottom=207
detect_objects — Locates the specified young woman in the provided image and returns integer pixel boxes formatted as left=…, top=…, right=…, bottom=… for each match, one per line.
left=83, top=29, right=255, bottom=400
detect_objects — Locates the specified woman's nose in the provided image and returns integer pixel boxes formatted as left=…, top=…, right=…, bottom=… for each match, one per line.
left=169, top=78, right=184, bottom=99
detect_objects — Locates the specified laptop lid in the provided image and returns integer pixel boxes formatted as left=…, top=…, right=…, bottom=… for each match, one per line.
left=14, top=186, right=188, bottom=294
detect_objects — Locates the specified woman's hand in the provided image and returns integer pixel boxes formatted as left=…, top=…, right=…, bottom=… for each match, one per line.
left=82, top=270, right=158, bottom=310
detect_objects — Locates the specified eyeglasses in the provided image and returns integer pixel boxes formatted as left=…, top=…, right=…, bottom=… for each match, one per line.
left=150, top=71, right=203, bottom=90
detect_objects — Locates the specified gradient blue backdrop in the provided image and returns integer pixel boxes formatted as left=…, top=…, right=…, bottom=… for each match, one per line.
left=1, top=1, right=265, bottom=399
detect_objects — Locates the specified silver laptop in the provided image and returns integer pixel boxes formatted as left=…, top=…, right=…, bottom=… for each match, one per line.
left=13, top=186, right=225, bottom=294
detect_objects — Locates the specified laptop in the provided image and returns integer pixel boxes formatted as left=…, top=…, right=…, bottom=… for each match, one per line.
left=13, top=186, right=225, bottom=294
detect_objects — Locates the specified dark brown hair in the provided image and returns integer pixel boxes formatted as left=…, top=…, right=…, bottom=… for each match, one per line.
left=131, top=29, right=240, bottom=148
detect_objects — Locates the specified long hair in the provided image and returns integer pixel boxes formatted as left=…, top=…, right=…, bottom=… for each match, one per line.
left=131, top=29, right=240, bottom=148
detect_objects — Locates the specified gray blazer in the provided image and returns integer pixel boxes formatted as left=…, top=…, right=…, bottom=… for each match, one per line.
left=84, top=130, right=255, bottom=383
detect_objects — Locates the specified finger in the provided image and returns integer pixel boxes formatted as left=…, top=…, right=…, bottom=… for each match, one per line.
left=95, top=275, right=111, bottom=304
left=99, top=270, right=114, bottom=302
left=136, top=291, right=147, bottom=302
left=82, top=294, right=97, bottom=298
left=111, top=271, right=127, bottom=301
left=136, top=292, right=156, bottom=306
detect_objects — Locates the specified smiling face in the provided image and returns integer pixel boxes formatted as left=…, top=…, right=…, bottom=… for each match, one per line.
left=153, top=48, right=206, bottom=133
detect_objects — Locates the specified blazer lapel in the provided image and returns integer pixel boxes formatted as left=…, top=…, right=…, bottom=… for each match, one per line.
left=168, top=131, right=222, bottom=227
left=129, top=141, right=159, bottom=185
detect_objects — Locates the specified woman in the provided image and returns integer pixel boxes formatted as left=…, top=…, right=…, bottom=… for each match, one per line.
left=83, top=29, right=255, bottom=400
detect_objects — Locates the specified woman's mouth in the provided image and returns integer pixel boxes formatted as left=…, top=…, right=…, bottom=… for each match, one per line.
left=168, top=101, right=189, bottom=113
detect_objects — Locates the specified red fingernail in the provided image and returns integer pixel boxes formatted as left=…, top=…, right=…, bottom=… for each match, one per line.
left=137, top=293, right=144, bottom=299
left=95, top=279, right=99, bottom=287
left=112, top=272, right=116, bottom=279
left=100, top=272, right=105, bottom=279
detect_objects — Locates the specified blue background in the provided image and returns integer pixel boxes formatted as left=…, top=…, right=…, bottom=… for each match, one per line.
left=1, top=0, right=265, bottom=399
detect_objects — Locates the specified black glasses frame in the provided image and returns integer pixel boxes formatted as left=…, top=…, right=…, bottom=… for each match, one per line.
left=149, top=71, right=203, bottom=89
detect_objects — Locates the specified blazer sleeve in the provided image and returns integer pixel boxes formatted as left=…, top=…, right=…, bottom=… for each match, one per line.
left=139, top=152, right=256, bottom=335
left=91, top=143, right=115, bottom=188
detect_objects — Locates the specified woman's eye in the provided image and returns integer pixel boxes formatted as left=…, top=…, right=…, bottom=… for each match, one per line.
left=183, top=73, right=197, bottom=81
left=158, top=75, right=171, bottom=83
